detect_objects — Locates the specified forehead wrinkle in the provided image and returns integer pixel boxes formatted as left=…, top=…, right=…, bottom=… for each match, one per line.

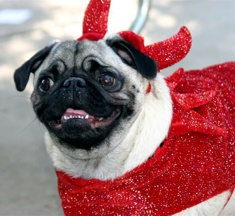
left=53, top=43, right=76, bottom=67
left=75, top=39, right=122, bottom=67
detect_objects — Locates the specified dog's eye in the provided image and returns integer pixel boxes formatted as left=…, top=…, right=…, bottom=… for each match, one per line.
left=98, top=74, right=115, bottom=87
left=38, top=77, right=54, bottom=93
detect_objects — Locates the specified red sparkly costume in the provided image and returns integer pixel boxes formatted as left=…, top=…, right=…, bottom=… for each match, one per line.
left=56, top=0, right=235, bottom=215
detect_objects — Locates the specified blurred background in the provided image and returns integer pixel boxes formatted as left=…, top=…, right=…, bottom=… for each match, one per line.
left=0, top=0, right=235, bottom=215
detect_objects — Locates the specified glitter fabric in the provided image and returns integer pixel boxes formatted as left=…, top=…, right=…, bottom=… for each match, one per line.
left=56, top=0, right=235, bottom=215
left=83, top=0, right=111, bottom=36
left=57, top=62, right=235, bottom=215
left=145, top=26, right=192, bottom=70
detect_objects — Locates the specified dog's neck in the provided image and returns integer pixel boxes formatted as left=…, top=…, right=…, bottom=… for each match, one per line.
left=45, top=74, right=172, bottom=180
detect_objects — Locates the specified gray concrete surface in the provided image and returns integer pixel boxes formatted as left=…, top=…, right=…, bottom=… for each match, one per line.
left=1, top=0, right=235, bottom=215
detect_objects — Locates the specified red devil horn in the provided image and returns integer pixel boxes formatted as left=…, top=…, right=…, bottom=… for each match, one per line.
left=83, top=0, right=111, bottom=35
left=145, top=26, right=192, bottom=70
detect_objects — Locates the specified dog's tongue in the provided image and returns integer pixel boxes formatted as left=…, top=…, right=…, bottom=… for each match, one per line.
left=61, top=108, right=94, bottom=121
left=65, top=108, right=88, bottom=116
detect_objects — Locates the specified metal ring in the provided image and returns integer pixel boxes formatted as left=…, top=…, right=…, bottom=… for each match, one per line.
left=130, top=0, right=151, bottom=34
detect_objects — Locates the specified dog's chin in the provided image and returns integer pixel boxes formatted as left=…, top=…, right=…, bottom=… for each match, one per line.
left=45, top=107, right=121, bottom=150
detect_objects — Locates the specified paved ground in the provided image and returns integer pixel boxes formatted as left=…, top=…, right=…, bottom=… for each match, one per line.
left=0, top=0, right=235, bottom=215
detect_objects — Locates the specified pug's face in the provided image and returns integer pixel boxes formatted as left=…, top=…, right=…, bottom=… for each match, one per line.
left=14, top=35, right=157, bottom=151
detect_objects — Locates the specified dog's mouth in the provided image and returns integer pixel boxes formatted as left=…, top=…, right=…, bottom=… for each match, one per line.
left=48, top=108, right=121, bottom=130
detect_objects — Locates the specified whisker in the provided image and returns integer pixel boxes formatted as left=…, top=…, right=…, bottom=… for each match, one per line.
left=14, top=117, right=39, bottom=137
left=4, top=95, right=31, bottom=100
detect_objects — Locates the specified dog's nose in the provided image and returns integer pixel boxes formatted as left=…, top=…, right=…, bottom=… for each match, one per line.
left=63, top=77, right=86, bottom=88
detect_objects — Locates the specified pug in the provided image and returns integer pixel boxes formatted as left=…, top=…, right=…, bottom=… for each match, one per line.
left=14, top=33, right=235, bottom=215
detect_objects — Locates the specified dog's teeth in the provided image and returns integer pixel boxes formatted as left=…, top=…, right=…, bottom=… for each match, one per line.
left=99, top=117, right=104, bottom=122
left=63, top=114, right=89, bottom=120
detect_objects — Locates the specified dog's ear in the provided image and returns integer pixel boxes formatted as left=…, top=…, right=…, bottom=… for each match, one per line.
left=14, top=41, right=59, bottom=91
left=107, top=40, right=157, bottom=79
